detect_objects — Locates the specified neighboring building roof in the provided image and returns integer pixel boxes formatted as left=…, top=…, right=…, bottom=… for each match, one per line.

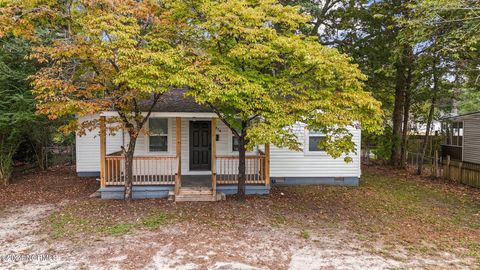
left=442, top=111, right=480, bottom=121
left=138, top=88, right=212, bottom=113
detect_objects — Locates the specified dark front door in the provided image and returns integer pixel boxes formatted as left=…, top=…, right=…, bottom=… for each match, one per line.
left=189, top=121, right=211, bottom=171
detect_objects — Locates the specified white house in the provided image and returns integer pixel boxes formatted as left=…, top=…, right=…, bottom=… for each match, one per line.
left=76, top=89, right=361, bottom=201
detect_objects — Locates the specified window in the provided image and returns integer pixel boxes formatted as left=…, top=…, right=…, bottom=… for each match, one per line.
left=444, top=121, right=463, bottom=146
left=232, top=136, right=239, bottom=151
left=308, top=130, right=326, bottom=152
left=149, top=118, right=168, bottom=152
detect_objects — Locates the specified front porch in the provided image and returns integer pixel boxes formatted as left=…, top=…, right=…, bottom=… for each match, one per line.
left=98, top=116, right=270, bottom=201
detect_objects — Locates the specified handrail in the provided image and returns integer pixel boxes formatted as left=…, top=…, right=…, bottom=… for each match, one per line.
left=105, top=155, right=178, bottom=186
left=216, top=155, right=266, bottom=159
left=106, top=150, right=123, bottom=156
left=216, top=155, right=266, bottom=184
left=440, top=144, right=462, bottom=148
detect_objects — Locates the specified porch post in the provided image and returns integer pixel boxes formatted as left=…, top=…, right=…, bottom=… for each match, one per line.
left=211, top=118, right=217, bottom=195
left=264, top=144, right=270, bottom=187
left=175, top=117, right=182, bottom=194
left=100, top=116, right=106, bottom=188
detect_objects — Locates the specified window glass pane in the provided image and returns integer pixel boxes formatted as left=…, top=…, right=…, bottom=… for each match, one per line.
left=149, top=118, right=168, bottom=135
left=309, top=136, right=325, bottom=151
left=232, top=136, right=239, bottom=151
left=149, top=136, right=168, bottom=151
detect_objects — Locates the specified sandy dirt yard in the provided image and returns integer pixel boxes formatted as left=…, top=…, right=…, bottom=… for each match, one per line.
left=0, top=165, right=479, bottom=269
left=0, top=203, right=472, bottom=269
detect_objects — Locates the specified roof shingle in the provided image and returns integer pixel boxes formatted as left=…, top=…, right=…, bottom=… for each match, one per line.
left=138, top=88, right=212, bottom=113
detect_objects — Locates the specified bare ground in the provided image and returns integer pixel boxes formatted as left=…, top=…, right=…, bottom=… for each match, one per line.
left=0, top=165, right=479, bottom=269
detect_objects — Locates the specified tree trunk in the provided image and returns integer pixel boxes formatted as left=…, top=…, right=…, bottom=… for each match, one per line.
left=237, top=136, right=246, bottom=200
left=0, top=141, right=19, bottom=185
left=391, top=44, right=413, bottom=167
left=124, top=134, right=137, bottom=201
left=30, top=137, right=47, bottom=171
left=0, top=154, right=13, bottom=185
left=400, top=68, right=413, bottom=168
left=417, top=54, right=439, bottom=175
left=390, top=60, right=406, bottom=167
left=237, top=122, right=247, bottom=201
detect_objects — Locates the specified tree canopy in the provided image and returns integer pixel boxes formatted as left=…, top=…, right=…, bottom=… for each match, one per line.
left=0, top=36, right=38, bottom=184
left=178, top=0, right=383, bottom=196
left=0, top=0, right=194, bottom=198
left=285, top=0, right=479, bottom=167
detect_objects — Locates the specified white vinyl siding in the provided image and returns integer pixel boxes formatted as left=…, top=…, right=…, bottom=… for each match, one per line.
left=125, top=118, right=176, bottom=156
left=76, top=114, right=361, bottom=178
left=306, top=130, right=326, bottom=152
left=75, top=115, right=123, bottom=173
left=270, top=123, right=361, bottom=178
left=76, top=115, right=243, bottom=175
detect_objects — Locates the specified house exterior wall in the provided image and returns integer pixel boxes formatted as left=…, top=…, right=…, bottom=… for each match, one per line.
left=76, top=115, right=254, bottom=176
left=122, top=117, right=256, bottom=175
left=462, top=114, right=480, bottom=164
left=76, top=115, right=123, bottom=176
left=76, top=114, right=361, bottom=183
left=270, top=123, right=361, bottom=179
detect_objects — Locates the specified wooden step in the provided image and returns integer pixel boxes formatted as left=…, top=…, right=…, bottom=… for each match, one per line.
left=170, top=188, right=226, bottom=202
left=179, top=188, right=213, bottom=195
left=175, top=194, right=217, bottom=202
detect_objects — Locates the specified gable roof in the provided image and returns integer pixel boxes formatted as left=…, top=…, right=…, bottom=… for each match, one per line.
left=138, top=88, right=212, bottom=113
left=442, top=111, right=480, bottom=121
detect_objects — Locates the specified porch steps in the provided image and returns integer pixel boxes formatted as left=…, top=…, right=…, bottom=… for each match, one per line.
left=169, top=187, right=226, bottom=202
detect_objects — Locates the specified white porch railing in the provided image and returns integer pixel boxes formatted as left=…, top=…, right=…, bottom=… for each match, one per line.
left=216, top=155, right=267, bottom=184
left=105, top=155, right=179, bottom=185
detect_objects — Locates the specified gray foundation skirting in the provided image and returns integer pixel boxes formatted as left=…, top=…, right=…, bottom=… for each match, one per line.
left=77, top=171, right=100, bottom=177
left=99, top=185, right=270, bottom=199
left=93, top=175, right=359, bottom=199
left=100, top=186, right=174, bottom=199
left=272, top=176, right=359, bottom=186
left=216, top=185, right=270, bottom=195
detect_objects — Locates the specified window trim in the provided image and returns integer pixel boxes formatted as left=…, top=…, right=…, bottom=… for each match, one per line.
left=232, top=135, right=239, bottom=152
left=444, top=120, right=464, bottom=147
left=304, top=128, right=328, bottom=156
left=147, top=118, right=169, bottom=152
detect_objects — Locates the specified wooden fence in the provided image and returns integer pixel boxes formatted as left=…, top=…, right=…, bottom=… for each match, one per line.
left=441, top=157, right=480, bottom=188
left=397, top=151, right=480, bottom=189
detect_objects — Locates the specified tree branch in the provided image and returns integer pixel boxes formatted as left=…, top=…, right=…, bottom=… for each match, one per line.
left=207, top=103, right=240, bottom=137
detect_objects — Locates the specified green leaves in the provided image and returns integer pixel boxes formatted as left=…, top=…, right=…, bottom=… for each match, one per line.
left=1, top=0, right=194, bottom=134
left=185, top=0, right=383, bottom=160
left=1, top=0, right=384, bottom=162
left=0, top=36, right=39, bottom=183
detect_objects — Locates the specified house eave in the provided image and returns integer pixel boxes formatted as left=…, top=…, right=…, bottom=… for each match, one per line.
left=99, top=111, right=218, bottom=118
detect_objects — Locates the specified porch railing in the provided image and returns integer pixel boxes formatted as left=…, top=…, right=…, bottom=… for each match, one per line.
left=105, top=155, right=178, bottom=185
left=216, top=155, right=266, bottom=184
left=441, top=144, right=463, bottom=161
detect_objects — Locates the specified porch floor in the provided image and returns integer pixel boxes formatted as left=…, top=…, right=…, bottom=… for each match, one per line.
left=182, top=175, right=212, bottom=188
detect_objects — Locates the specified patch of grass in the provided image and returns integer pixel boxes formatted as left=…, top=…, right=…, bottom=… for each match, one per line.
left=50, top=215, right=69, bottom=239
left=44, top=201, right=169, bottom=239
left=459, top=238, right=480, bottom=261
left=271, top=213, right=287, bottom=226
left=49, top=213, right=84, bottom=239
left=300, top=229, right=310, bottom=239
left=39, top=166, right=480, bottom=266
left=354, top=170, right=480, bottom=264
left=103, top=223, right=133, bottom=236
left=142, top=212, right=169, bottom=229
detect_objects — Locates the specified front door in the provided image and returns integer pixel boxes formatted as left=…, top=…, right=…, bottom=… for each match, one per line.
left=189, top=121, right=211, bottom=171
